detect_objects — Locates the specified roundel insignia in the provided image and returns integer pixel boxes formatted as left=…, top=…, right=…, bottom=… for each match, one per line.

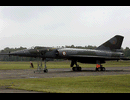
left=62, top=51, right=66, bottom=56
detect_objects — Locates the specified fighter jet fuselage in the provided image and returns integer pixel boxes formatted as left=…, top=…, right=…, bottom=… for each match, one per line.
left=9, top=46, right=125, bottom=64
left=1, top=35, right=130, bottom=72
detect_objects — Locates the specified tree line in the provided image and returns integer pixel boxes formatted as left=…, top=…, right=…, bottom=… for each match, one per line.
left=0, top=45, right=130, bottom=61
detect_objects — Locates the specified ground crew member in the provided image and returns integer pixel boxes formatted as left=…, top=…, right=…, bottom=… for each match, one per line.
left=30, top=61, right=34, bottom=68
left=96, top=64, right=100, bottom=71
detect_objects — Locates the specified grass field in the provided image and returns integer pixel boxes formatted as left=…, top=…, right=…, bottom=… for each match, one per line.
left=0, top=60, right=130, bottom=70
left=0, top=74, right=130, bottom=93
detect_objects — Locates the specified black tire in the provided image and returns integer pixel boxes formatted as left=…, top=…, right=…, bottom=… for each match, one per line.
left=96, top=68, right=99, bottom=71
left=77, top=67, right=81, bottom=71
left=102, top=67, right=106, bottom=71
left=100, top=67, right=106, bottom=71
left=73, top=67, right=77, bottom=71
left=72, top=67, right=75, bottom=71
left=72, top=67, right=82, bottom=71
left=44, top=69, right=48, bottom=73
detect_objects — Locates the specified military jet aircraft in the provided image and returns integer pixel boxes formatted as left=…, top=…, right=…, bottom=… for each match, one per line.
left=0, top=35, right=129, bottom=72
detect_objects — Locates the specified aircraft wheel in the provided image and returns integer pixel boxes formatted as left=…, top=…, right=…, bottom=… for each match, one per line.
left=95, top=67, right=105, bottom=71
left=77, top=67, right=82, bottom=71
left=44, top=69, right=48, bottom=73
left=72, top=67, right=81, bottom=71
left=95, top=68, right=99, bottom=71
left=72, top=67, right=76, bottom=71
left=96, top=67, right=106, bottom=71
left=101, top=67, right=106, bottom=71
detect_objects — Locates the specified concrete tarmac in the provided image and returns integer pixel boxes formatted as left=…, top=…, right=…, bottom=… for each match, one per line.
left=0, top=67, right=130, bottom=79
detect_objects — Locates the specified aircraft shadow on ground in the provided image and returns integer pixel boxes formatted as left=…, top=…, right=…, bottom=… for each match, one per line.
left=80, top=70, right=130, bottom=72
left=35, top=69, right=130, bottom=74
left=69, top=70, right=130, bottom=72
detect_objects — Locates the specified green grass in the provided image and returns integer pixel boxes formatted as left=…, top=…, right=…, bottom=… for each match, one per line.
left=0, top=74, right=130, bottom=93
left=0, top=61, right=70, bottom=70
left=0, top=60, right=130, bottom=70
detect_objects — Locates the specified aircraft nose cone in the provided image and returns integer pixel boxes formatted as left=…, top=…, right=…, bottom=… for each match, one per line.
left=10, top=50, right=24, bottom=55
left=10, top=49, right=29, bottom=56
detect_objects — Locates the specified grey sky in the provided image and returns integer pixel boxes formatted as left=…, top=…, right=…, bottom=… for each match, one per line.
left=0, top=6, right=130, bottom=49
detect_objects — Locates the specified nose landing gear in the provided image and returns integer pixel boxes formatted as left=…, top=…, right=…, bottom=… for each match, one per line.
left=34, top=58, right=48, bottom=73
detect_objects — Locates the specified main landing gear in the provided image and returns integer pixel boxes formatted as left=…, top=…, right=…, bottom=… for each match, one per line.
left=71, top=60, right=106, bottom=72
left=95, top=64, right=106, bottom=71
left=70, top=60, right=82, bottom=71
left=34, top=58, right=48, bottom=73
left=95, top=60, right=106, bottom=71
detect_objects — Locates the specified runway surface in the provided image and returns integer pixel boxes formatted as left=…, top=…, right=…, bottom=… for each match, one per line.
left=0, top=66, right=130, bottom=93
left=0, top=66, right=130, bottom=79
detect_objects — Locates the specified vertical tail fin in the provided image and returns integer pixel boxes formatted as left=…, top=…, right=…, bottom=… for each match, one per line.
left=96, top=35, right=124, bottom=51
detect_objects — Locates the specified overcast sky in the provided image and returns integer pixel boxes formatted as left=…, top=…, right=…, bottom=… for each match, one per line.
left=0, top=6, right=130, bottom=50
